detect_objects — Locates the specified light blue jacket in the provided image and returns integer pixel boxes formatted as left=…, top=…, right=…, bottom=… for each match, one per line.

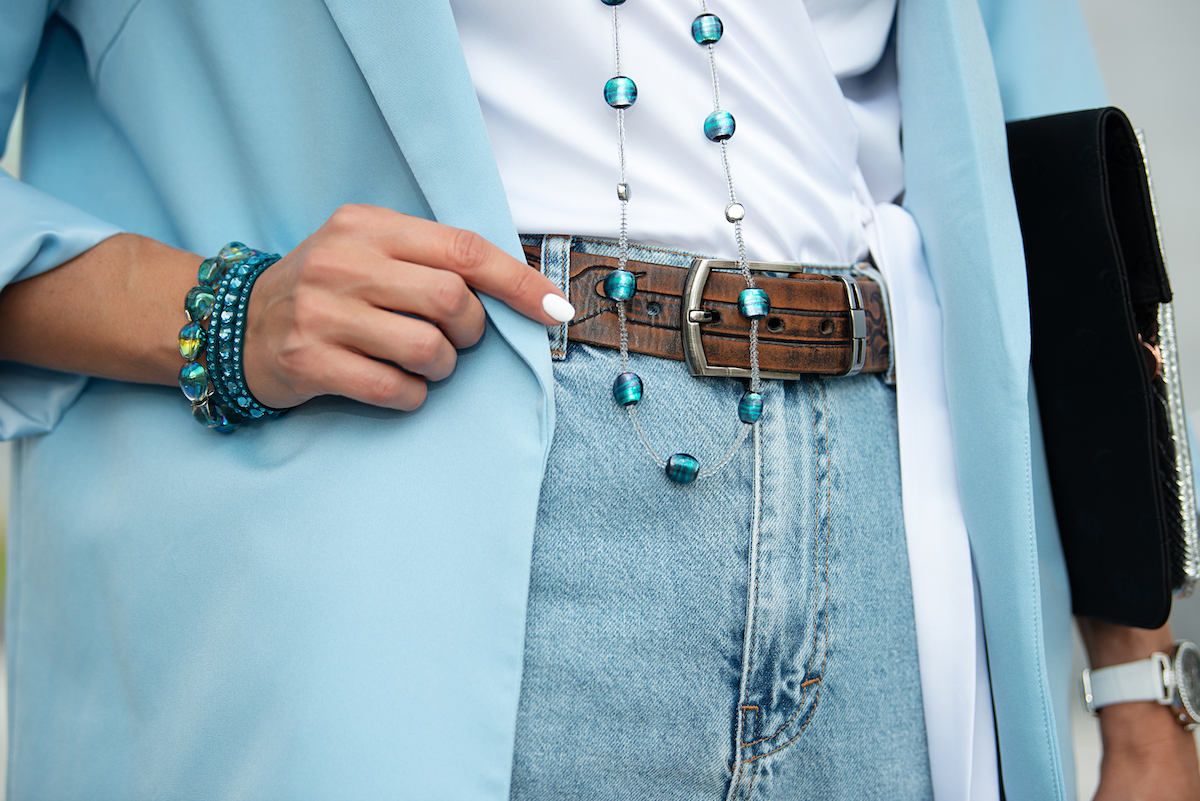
left=0, top=0, right=1104, bottom=798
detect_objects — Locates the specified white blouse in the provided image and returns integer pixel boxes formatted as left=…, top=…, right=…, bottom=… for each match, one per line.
left=449, top=2, right=998, bottom=798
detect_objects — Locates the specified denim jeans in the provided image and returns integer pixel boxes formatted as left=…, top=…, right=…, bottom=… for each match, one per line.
left=510, top=236, right=933, bottom=800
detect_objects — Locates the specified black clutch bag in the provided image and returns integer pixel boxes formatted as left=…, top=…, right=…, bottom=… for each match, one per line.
left=1007, top=107, right=1198, bottom=629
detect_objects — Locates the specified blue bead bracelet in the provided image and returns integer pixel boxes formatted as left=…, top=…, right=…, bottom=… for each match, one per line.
left=179, top=242, right=284, bottom=432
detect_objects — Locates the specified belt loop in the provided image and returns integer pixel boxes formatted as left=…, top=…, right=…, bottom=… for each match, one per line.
left=540, top=235, right=573, bottom=360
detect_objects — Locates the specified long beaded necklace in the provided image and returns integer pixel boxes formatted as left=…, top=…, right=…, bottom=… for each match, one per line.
left=600, top=0, right=768, bottom=484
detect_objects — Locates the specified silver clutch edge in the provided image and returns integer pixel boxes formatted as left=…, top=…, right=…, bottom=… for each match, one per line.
left=1138, top=128, right=1200, bottom=598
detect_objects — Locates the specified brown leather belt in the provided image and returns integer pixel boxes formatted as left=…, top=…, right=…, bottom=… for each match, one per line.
left=523, top=243, right=890, bottom=378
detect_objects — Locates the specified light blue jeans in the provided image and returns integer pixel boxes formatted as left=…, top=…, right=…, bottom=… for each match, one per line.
left=510, top=237, right=933, bottom=800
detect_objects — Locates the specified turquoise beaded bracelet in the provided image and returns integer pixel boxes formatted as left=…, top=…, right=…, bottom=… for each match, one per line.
left=177, top=242, right=283, bottom=432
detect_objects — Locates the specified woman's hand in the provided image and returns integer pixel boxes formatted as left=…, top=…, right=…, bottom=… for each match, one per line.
left=244, top=204, right=572, bottom=410
left=0, top=206, right=573, bottom=411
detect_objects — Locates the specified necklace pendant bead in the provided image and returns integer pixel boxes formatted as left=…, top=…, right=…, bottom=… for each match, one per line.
left=738, top=288, right=770, bottom=320
left=617, top=182, right=630, bottom=202
left=600, top=0, right=626, bottom=4
left=738, top=391, right=764, bottom=424
left=184, top=286, right=216, bottom=321
left=604, top=76, right=638, bottom=109
left=691, top=13, right=723, bottom=45
left=725, top=202, right=745, bottom=222
left=179, top=361, right=211, bottom=402
left=604, top=269, right=637, bottom=301
left=704, top=110, right=736, bottom=141
left=613, top=372, right=644, bottom=406
left=178, top=321, right=207, bottom=361
left=665, top=453, right=700, bottom=484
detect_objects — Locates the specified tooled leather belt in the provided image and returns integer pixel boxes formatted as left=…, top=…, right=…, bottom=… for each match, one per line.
left=522, top=243, right=890, bottom=378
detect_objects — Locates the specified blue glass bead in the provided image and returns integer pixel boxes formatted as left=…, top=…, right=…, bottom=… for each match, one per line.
left=192, top=397, right=239, bottom=430
left=179, top=362, right=210, bottom=402
left=692, top=13, right=723, bottom=44
left=229, top=276, right=244, bottom=290
left=665, top=453, right=700, bottom=484
left=738, top=391, right=764, bottom=424
left=178, top=321, right=206, bottom=361
left=613, top=372, right=643, bottom=406
left=195, top=399, right=240, bottom=433
left=197, top=258, right=226, bottom=287
left=604, top=76, right=637, bottom=109
left=218, top=242, right=253, bottom=264
left=192, top=398, right=217, bottom=427
left=600, top=0, right=626, bottom=5
left=704, top=110, right=736, bottom=141
left=185, top=286, right=216, bottom=321
left=604, top=269, right=636, bottom=301
left=738, top=287, right=770, bottom=320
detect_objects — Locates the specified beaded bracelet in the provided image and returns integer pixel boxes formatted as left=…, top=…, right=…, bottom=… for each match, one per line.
left=177, top=242, right=284, bottom=432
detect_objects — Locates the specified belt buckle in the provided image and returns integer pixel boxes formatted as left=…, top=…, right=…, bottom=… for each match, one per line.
left=681, top=258, right=867, bottom=379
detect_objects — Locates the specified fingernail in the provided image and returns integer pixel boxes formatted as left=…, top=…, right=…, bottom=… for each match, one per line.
left=542, top=293, right=576, bottom=323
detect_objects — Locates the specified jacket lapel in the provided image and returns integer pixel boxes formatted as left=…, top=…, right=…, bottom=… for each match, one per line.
left=897, top=0, right=1064, bottom=798
left=321, top=0, right=554, bottom=417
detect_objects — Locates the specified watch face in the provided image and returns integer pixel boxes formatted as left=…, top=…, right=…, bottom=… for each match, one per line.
left=1175, top=642, right=1200, bottom=725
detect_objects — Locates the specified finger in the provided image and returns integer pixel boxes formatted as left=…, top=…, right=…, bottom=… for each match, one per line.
left=375, top=216, right=575, bottom=325
left=356, top=259, right=487, bottom=350
left=338, top=306, right=459, bottom=382
left=308, top=345, right=429, bottom=411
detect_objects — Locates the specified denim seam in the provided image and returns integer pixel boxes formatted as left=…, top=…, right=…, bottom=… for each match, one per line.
left=741, top=378, right=831, bottom=756
left=726, top=424, right=766, bottom=799
left=743, top=762, right=760, bottom=801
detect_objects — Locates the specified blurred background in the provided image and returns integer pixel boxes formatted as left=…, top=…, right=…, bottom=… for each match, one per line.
left=0, top=2, right=1197, bottom=798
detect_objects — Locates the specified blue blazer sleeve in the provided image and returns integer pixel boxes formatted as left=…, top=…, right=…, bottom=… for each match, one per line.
left=0, top=2, right=122, bottom=439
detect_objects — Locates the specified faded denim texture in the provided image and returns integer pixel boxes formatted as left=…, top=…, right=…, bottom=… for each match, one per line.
left=512, top=237, right=933, bottom=800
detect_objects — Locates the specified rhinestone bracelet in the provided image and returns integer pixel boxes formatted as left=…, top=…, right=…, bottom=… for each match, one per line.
left=177, top=242, right=284, bottom=432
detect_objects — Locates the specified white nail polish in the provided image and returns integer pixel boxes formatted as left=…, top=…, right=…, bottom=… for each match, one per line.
left=542, top=294, right=576, bottom=323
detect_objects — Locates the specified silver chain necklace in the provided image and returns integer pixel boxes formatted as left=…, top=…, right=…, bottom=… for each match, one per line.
left=602, top=0, right=768, bottom=484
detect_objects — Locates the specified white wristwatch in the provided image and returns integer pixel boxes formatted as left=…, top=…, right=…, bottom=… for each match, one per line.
left=1082, top=640, right=1200, bottom=730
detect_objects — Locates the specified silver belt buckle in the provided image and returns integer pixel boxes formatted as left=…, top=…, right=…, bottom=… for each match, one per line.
left=681, top=258, right=867, bottom=379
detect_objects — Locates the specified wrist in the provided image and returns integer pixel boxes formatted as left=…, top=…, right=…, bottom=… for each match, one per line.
left=1077, top=616, right=1176, bottom=669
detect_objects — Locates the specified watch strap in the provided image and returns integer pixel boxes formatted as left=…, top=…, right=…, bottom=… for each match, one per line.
left=1083, top=652, right=1172, bottom=713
